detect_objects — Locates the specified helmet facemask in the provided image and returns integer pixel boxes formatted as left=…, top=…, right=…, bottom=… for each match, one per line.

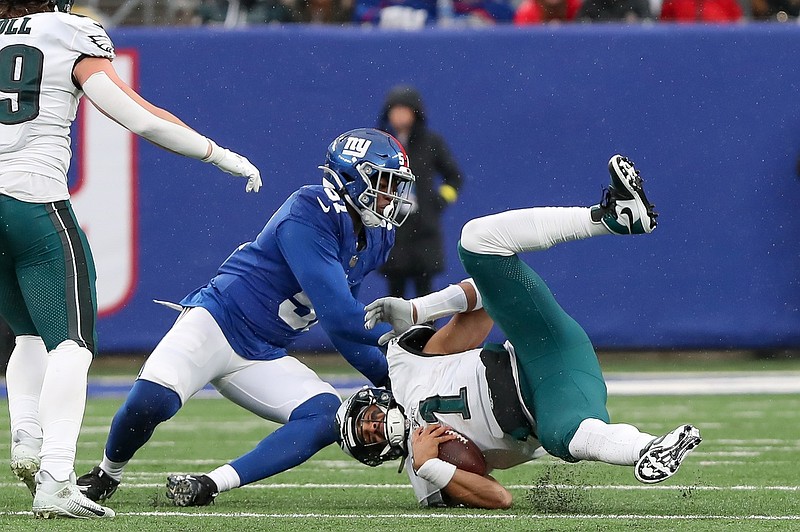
left=354, top=161, right=415, bottom=228
left=336, top=387, right=408, bottom=467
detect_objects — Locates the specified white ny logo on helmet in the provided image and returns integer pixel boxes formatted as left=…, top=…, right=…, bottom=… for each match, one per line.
left=342, top=137, right=372, bottom=158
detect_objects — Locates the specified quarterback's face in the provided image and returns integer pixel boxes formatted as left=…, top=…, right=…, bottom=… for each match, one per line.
left=357, top=404, right=388, bottom=445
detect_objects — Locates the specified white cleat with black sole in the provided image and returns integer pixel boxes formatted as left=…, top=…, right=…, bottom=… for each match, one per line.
left=634, top=424, right=702, bottom=484
left=593, top=154, right=659, bottom=235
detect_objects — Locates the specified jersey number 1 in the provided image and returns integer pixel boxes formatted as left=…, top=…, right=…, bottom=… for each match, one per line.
left=0, top=44, right=43, bottom=125
left=419, top=387, right=471, bottom=423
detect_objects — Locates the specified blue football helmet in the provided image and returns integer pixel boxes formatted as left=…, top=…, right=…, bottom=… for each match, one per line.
left=336, top=387, right=408, bottom=467
left=321, top=128, right=415, bottom=228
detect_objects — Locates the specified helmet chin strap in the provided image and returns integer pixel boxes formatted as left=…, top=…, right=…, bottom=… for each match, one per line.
left=343, top=194, right=383, bottom=228
left=360, top=210, right=383, bottom=228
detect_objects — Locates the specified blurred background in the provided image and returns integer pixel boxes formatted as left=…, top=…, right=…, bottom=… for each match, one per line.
left=1, top=0, right=798, bottom=370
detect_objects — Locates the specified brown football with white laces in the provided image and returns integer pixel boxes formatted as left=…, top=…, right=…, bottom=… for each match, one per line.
left=437, top=428, right=487, bottom=476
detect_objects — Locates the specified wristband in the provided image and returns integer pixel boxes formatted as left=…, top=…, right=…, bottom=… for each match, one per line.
left=415, top=458, right=457, bottom=490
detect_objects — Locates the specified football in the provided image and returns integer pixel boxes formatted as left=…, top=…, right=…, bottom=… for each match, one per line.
left=438, top=428, right=487, bottom=476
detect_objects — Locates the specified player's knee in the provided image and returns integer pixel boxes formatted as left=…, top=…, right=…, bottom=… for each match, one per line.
left=289, top=393, right=341, bottom=446
left=460, top=217, right=515, bottom=257
left=119, top=379, right=182, bottom=425
left=537, top=426, right=576, bottom=462
left=459, top=218, right=487, bottom=254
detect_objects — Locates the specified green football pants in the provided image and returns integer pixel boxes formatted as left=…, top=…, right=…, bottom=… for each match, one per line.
left=0, top=195, right=97, bottom=354
left=458, top=244, right=609, bottom=461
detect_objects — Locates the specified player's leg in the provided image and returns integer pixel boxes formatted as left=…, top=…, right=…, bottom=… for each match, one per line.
left=568, top=418, right=701, bottom=483
left=77, top=306, right=231, bottom=501
left=1, top=197, right=113, bottom=517
left=6, top=336, right=47, bottom=497
left=458, top=244, right=610, bottom=455
left=458, top=159, right=699, bottom=481
left=166, top=356, right=340, bottom=506
left=0, top=233, right=47, bottom=496
left=458, top=248, right=677, bottom=470
left=456, top=155, right=659, bottom=437
left=458, top=155, right=658, bottom=259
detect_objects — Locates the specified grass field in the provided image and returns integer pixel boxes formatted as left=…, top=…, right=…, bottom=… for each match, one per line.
left=0, top=356, right=799, bottom=531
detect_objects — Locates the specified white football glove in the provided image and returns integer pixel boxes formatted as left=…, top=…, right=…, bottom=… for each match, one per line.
left=364, top=297, right=416, bottom=346
left=203, top=140, right=262, bottom=193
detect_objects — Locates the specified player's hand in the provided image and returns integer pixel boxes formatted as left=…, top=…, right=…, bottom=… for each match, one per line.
left=364, top=297, right=416, bottom=345
left=411, top=424, right=456, bottom=472
left=204, top=141, right=262, bottom=193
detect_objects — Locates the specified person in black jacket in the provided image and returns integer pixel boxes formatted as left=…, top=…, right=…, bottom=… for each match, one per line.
left=377, top=85, right=463, bottom=298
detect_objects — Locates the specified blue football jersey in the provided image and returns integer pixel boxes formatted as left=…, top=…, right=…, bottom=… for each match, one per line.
left=181, top=185, right=394, bottom=367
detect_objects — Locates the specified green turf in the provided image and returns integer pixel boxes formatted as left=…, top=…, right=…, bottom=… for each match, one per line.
left=0, top=387, right=798, bottom=531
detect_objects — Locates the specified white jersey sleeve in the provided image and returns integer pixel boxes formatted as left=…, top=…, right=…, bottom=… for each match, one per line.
left=386, top=329, right=542, bottom=506
left=0, top=12, right=114, bottom=202
left=64, top=14, right=116, bottom=60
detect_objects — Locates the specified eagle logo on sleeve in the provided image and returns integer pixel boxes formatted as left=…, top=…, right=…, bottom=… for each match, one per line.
left=88, top=34, right=114, bottom=55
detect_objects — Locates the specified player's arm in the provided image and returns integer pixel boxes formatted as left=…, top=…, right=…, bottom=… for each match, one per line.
left=423, top=307, right=493, bottom=355
left=72, top=56, right=261, bottom=192
left=328, top=336, right=389, bottom=388
left=275, top=219, right=392, bottom=384
left=364, top=279, right=495, bottom=353
left=411, top=425, right=512, bottom=509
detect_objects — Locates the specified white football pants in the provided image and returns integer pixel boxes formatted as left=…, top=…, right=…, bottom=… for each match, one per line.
left=139, top=306, right=338, bottom=423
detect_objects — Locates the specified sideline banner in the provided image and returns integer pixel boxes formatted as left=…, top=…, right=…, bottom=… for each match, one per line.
left=73, top=26, right=799, bottom=352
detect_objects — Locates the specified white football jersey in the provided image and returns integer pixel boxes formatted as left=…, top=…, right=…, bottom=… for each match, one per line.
left=0, top=12, right=115, bottom=202
left=387, top=336, right=542, bottom=506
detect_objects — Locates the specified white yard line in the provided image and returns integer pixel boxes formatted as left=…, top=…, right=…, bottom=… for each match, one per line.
left=1, top=510, right=799, bottom=520
left=2, top=482, right=797, bottom=491
left=605, top=374, right=800, bottom=395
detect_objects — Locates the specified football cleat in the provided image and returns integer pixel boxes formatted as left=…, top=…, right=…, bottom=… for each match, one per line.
left=76, top=466, right=120, bottom=502
left=166, top=474, right=219, bottom=507
left=591, top=155, right=658, bottom=235
left=32, top=471, right=115, bottom=519
left=634, top=424, right=702, bottom=484
left=10, top=440, right=41, bottom=497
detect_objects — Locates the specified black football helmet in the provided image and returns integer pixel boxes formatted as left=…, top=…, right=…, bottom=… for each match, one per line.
left=336, top=387, right=408, bottom=467
left=49, top=0, right=74, bottom=12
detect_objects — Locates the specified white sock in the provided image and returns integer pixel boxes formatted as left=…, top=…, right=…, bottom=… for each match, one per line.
left=38, top=340, right=92, bottom=482
left=207, top=464, right=240, bottom=493
left=568, top=418, right=655, bottom=465
left=7, top=336, right=47, bottom=448
left=99, top=454, right=128, bottom=482
left=460, top=207, right=611, bottom=256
